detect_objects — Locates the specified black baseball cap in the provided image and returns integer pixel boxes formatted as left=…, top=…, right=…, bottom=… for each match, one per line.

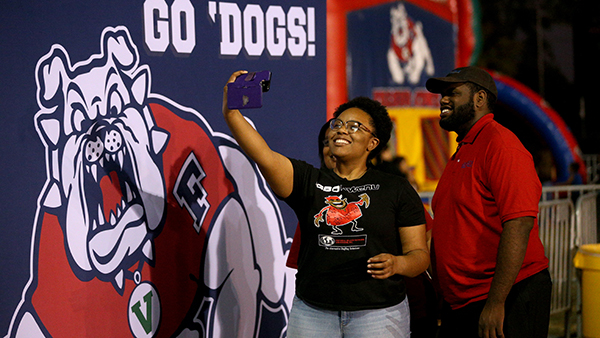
left=426, top=66, right=498, bottom=98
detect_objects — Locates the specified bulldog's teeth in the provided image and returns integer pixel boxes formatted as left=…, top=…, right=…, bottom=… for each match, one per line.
left=42, top=182, right=62, bottom=209
left=98, top=204, right=105, bottom=225
left=105, top=153, right=110, bottom=161
left=114, top=269, right=124, bottom=290
left=121, top=198, right=127, bottom=210
left=86, top=165, right=90, bottom=174
left=111, top=153, right=116, bottom=162
left=91, top=164, right=98, bottom=182
left=92, top=219, right=97, bottom=231
left=125, top=182, right=133, bottom=202
left=142, top=240, right=153, bottom=261
left=118, top=150, right=124, bottom=169
left=110, top=211, right=117, bottom=225
left=122, top=146, right=127, bottom=156
left=99, top=157, right=104, bottom=168
left=151, top=128, right=169, bottom=155
left=116, top=205, right=121, bottom=218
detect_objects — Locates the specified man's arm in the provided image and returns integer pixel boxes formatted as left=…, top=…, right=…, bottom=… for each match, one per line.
left=478, top=216, right=534, bottom=338
left=222, top=71, right=294, bottom=198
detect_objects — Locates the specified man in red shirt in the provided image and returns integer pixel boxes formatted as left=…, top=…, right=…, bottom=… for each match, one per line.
left=426, top=66, right=551, bottom=338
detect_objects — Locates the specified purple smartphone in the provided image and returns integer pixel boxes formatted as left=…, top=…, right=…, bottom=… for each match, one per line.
left=227, top=71, right=272, bottom=109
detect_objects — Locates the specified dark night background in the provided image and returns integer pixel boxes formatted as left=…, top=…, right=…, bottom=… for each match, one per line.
left=476, top=0, right=600, bottom=175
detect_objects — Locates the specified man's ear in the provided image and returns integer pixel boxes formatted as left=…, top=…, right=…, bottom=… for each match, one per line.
left=474, top=90, right=487, bottom=109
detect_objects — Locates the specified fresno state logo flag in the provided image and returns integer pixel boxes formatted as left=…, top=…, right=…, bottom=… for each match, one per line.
left=7, top=26, right=293, bottom=338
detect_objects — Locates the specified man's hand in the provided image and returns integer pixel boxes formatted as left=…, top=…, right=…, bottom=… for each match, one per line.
left=478, top=301, right=505, bottom=338
left=479, top=217, right=534, bottom=337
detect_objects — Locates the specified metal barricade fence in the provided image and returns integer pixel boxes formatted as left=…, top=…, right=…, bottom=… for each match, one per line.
left=576, top=192, right=598, bottom=246
left=538, top=199, right=575, bottom=316
left=538, top=186, right=600, bottom=337
left=573, top=190, right=599, bottom=338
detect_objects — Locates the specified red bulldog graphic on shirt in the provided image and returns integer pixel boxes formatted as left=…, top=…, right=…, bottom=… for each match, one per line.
left=314, top=193, right=370, bottom=235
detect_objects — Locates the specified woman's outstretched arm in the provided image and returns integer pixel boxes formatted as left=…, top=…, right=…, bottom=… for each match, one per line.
left=222, top=70, right=294, bottom=198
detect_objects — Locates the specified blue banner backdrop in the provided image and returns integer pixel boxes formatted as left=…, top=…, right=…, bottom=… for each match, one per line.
left=347, top=1, right=455, bottom=98
left=0, top=1, right=326, bottom=337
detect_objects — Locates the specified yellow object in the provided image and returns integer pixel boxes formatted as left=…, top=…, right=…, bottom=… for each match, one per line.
left=574, top=244, right=600, bottom=338
left=387, top=107, right=458, bottom=192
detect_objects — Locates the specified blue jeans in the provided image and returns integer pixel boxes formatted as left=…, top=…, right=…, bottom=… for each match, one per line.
left=287, top=295, right=410, bottom=338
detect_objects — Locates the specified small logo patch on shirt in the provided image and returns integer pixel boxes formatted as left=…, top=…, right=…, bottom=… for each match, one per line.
left=318, top=234, right=367, bottom=250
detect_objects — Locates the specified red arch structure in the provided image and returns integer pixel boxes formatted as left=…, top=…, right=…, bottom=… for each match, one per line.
left=326, top=0, right=584, bottom=181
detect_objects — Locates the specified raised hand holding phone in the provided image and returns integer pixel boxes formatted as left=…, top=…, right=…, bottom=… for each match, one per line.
left=226, top=70, right=271, bottom=109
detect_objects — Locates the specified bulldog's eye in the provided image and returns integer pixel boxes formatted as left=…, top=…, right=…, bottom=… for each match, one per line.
left=108, top=90, right=123, bottom=116
left=70, top=103, right=87, bottom=133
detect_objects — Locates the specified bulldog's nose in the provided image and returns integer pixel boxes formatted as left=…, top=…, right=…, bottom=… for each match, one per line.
left=84, top=126, right=124, bottom=164
left=104, top=128, right=123, bottom=153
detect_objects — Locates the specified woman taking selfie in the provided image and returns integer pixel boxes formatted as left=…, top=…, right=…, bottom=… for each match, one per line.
left=222, top=70, right=429, bottom=338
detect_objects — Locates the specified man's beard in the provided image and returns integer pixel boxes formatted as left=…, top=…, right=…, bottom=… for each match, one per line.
left=439, top=100, right=475, bottom=132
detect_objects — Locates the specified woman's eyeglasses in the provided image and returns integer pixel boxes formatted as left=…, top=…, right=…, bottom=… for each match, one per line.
left=329, top=118, right=377, bottom=137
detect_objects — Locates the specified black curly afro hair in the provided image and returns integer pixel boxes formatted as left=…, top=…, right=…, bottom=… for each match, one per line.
left=333, top=96, right=392, bottom=160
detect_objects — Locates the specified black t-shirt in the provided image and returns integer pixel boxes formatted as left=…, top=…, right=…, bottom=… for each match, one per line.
left=284, top=159, right=426, bottom=311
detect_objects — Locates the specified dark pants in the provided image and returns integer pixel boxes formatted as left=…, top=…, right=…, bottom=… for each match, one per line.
left=438, top=269, right=552, bottom=338
left=406, top=272, right=439, bottom=338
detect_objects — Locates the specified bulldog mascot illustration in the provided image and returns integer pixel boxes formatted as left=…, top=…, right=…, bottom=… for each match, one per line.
left=6, top=26, right=293, bottom=338
left=387, top=3, right=435, bottom=85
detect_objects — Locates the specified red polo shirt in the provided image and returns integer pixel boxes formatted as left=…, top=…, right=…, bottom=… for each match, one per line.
left=432, top=114, right=548, bottom=309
